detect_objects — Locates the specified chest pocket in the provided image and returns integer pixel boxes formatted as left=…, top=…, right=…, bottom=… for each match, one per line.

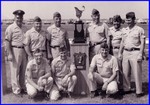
left=130, top=31, right=139, bottom=38
left=96, top=26, right=105, bottom=37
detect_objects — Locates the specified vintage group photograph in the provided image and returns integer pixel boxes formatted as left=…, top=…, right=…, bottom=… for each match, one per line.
left=1, top=1, right=149, bottom=104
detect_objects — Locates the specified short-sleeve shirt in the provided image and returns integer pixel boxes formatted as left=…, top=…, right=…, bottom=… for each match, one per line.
left=90, top=54, right=119, bottom=78
left=51, top=56, right=76, bottom=78
left=87, top=22, right=111, bottom=43
left=5, top=22, right=26, bottom=46
left=47, top=24, right=68, bottom=46
left=122, top=25, right=145, bottom=49
left=23, top=27, right=48, bottom=52
left=25, top=58, right=51, bottom=83
left=109, top=26, right=123, bottom=47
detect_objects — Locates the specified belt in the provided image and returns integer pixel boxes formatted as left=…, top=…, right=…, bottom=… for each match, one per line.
left=90, top=40, right=106, bottom=47
left=50, top=45, right=60, bottom=48
left=113, top=46, right=120, bottom=49
left=31, top=50, right=46, bottom=53
left=124, top=48, right=140, bottom=51
left=12, top=45, right=24, bottom=49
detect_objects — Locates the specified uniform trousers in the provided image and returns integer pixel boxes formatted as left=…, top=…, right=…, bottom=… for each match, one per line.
left=122, top=50, right=143, bottom=94
left=9, top=47, right=27, bottom=94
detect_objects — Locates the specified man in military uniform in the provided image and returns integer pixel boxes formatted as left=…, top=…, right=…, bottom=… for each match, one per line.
left=109, top=15, right=123, bottom=92
left=47, top=12, right=70, bottom=59
left=51, top=46, right=77, bottom=98
left=118, top=12, right=145, bottom=97
left=88, top=43, right=119, bottom=98
left=86, top=9, right=111, bottom=61
left=24, top=16, right=49, bottom=61
left=5, top=10, right=27, bottom=96
left=25, top=49, right=53, bottom=100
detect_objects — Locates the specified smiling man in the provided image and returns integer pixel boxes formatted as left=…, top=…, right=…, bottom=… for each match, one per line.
left=88, top=43, right=119, bottom=98
left=118, top=12, right=145, bottom=97
left=47, top=12, right=70, bottom=60
left=23, top=16, right=49, bottom=61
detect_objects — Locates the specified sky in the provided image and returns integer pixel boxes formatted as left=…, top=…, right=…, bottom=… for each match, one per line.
left=1, top=1, right=149, bottom=20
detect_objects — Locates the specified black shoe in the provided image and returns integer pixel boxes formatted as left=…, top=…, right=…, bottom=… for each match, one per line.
left=44, top=92, right=50, bottom=101
left=21, top=89, right=27, bottom=94
left=100, top=91, right=106, bottom=99
left=122, top=88, right=136, bottom=94
left=90, top=91, right=96, bottom=98
left=67, top=91, right=72, bottom=98
left=136, top=93, right=144, bottom=98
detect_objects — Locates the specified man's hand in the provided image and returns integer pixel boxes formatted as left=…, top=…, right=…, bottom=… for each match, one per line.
left=137, top=54, right=143, bottom=62
left=38, top=86, right=44, bottom=91
left=88, top=72, right=93, bottom=81
left=102, top=82, right=109, bottom=91
left=7, top=54, right=13, bottom=61
left=61, top=75, right=69, bottom=86
left=118, top=53, right=122, bottom=60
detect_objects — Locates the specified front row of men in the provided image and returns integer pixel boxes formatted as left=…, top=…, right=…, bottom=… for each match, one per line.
left=25, top=47, right=77, bottom=100
left=5, top=9, right=145, bottom=101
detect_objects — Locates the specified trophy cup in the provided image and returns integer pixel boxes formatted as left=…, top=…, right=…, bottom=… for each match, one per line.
left=73, top=6, right=86, bottom=43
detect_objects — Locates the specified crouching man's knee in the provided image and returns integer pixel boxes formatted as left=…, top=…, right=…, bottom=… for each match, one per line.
left=72, top=75, right=77, bottom=82
left=106, top=81, right=118, bottom=94
left=47, top=77, right=53, bottom=84
left=26, top=83, right=38, bottom=98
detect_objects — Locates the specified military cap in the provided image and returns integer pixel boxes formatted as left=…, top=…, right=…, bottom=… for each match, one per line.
left=101, top=42, right=108, bottom=49
left=33, top=48, right=42, bottom=55
left=92, top=9, right=99, bottom=15
left=113, top=15, right=122, bottom=22
left=33, top=16, right=42, bottom=22
left=53, top=12, right=61, bottom=18
left=126, top=12, right=136, bottom=20
left=13, top=10, right=25, bottom=16
left=59, top=45, right=67, bottom=52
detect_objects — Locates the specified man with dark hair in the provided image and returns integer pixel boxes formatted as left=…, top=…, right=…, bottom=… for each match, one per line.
left=109, top=15, right=123, bottom=92
left=47, top=12, right=70, bottom=60
left=118, top=12, right=145, bottom=97
left=86, top=9, right=111, bottom=61
left=25, top=48, right=53, bottom=100
left=24, top=16, right=49, bottom=61
left=5, top=10, right=27, bottom=96
left=51, top=45, right=77, bottom=99
left=88, top=43, right=119, bottom=98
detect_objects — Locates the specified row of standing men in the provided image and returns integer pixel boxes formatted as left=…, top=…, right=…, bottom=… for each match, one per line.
left=5, top=8, right=145, bottom=100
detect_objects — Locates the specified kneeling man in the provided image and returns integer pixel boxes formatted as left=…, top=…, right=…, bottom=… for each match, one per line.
left=51, top=46, right=77, bottom=98
left=25, top=49, right=53, bottom=100
left=88, top=43, right=119, bottom=98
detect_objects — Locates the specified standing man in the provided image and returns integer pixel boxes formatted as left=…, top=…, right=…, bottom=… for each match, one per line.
left=5, top=10, right=27, bottom=96
left=86, top=9, right=111, bottom=61
left=51, top=46, right=77, bottom=98
left=25, top=49, right=53, bottom=100
left=24, top=16, right=49, bottom=61
left=109, top=15, right=123, bottom=92
left=118, top=12, right=145, bottom=97
left=88, top=43, right=119, bottom=98
left=47, top=12, right=70, bottom=59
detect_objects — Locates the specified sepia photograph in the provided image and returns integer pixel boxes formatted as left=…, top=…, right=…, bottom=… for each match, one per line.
left=1, top=1, right=149, bottom=104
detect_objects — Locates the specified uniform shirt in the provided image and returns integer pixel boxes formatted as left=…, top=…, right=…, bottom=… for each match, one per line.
left=25, top=58, right=51, bottom=83
left=90, top=54, right=119, bottom=78
left=122, top=25, right=145, bottom=49
left=5, top=22, right=26, bottom=47
left=23, top=27, right=48, bottom=52
left=109, top=26, right=123, bottom=47
left=87, top=22, right=111, bottom=43
left=51, top=56, right=76, bottom=78
left=47, top=24, right=68, bottom=46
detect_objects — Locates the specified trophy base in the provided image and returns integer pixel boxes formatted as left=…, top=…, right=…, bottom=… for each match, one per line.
left=73, top=38, right=86, bottom=43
